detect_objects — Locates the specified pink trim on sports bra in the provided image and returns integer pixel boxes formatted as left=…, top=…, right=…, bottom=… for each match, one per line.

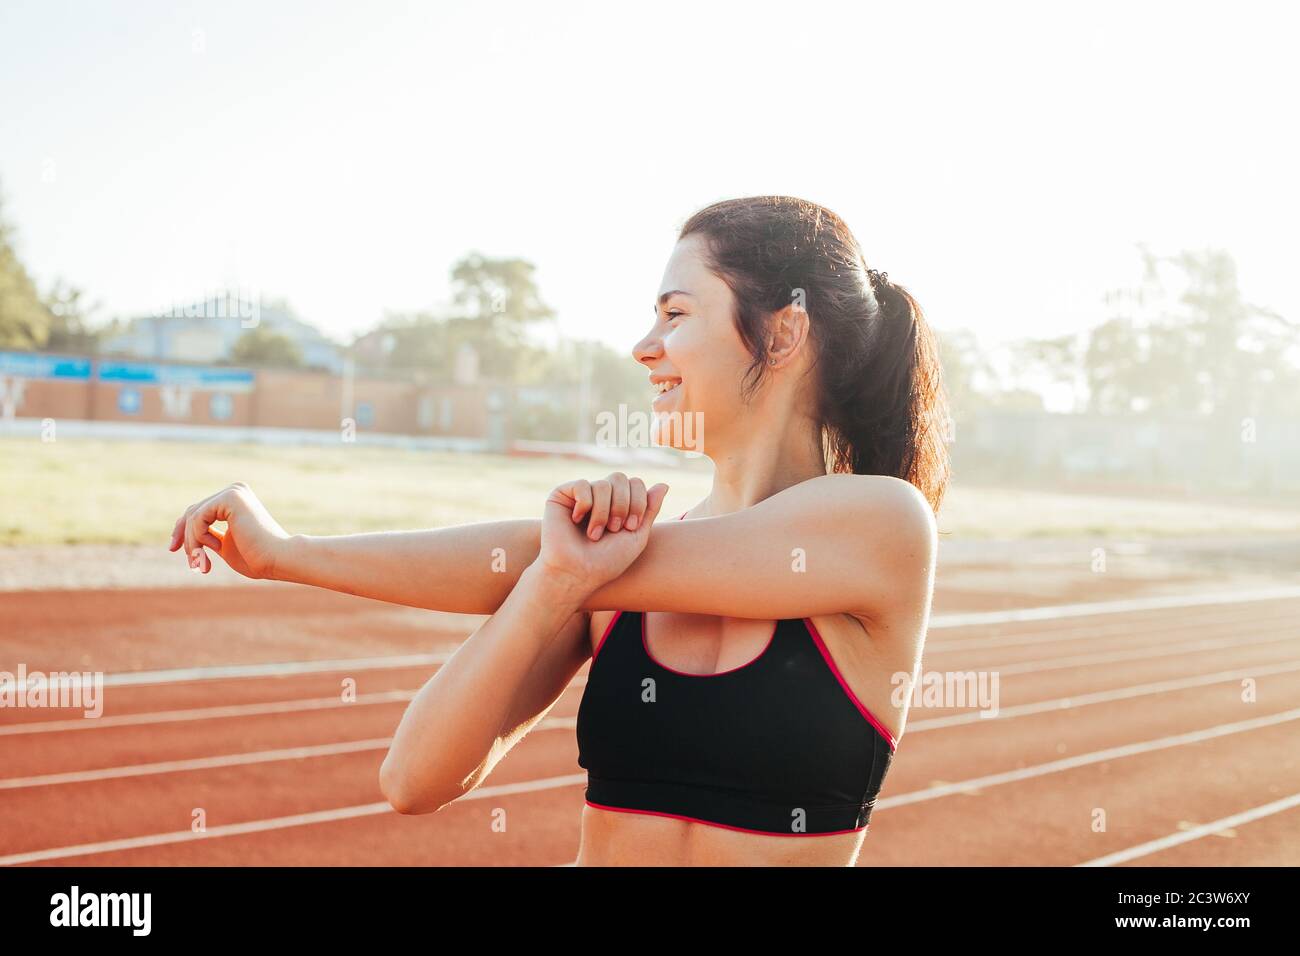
left=591, top=610, right=623, bottom=662
left=801, top=616, right=899, bottom=752
left=641, top=611, right=779, bottom=678
left=583, top=800, right=868, bottom=837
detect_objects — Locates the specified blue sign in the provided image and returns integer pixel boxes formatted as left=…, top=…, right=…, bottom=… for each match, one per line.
left=117, top=387, right=142, bottom=415
left=209, top=392, right=234, bottom=421
left=98, top=362, right=255, bottom=391
left=356, top=401, right=374, bottom=428
left=0, top=351, right=92, bottom=380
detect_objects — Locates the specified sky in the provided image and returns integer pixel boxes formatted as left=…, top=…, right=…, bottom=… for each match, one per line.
left=1, top=0, right=1296, bottom=362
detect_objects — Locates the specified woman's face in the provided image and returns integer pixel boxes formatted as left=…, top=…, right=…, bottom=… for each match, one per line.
left=634, top=234, right=757, bottom=452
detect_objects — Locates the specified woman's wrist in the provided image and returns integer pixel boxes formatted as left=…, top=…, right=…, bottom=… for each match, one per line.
left=516, top=561, right=591, bottom=616
left=267, top=533, right=306, bottom=583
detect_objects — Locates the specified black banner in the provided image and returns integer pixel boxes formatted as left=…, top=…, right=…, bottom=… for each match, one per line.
left=0, top=866, right=1284, bottom=941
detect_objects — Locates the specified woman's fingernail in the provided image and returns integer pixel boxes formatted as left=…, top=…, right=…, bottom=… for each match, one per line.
left=626, top=515, right=639, bottom=531
left=590, top=525, right=603, bottom=540
left=609, top=517, right=622, bottom=532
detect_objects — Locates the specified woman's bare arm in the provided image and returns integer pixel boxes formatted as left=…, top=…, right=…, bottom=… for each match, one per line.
left=379, top=562, right=590, bottom=814
left=269, top=520, right=542, bottom=614
left=380, top=475, right=667, bottom=815
left=268, top=473, right=936, bottom=624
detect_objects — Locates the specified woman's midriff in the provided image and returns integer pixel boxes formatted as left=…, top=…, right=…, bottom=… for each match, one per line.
left=576, top=803, right=867, bottom=866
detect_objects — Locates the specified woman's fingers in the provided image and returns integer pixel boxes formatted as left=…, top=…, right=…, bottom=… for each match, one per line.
left=567, top=480, right=593, bottom=523
left=587, top=479, right=612, bottom=540
left=626, top=477, right=647, bottom=531
left=184, top=490, right=232, bottom=570
left=606, top=473, right=630, bottom=532
left=168, top=514, right=185, bottom=551
left=182, top=503, right=199, bottom=570
left=556, top=473, right=663, bottom=541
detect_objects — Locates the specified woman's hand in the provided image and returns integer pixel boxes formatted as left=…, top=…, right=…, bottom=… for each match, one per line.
left=167, top=481, right=291, bottom=579
left=537, top=472, right=669, bottom=601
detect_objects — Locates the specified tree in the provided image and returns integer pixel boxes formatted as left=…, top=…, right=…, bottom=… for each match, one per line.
left=0, top=189, right=51, bottom=350
left=447, top=254, right=556, bottom=379
left=1086, top=247, right=1300, bottom=417
left=1009, top=333, right=1085, bottom=412
left=43, top=279, right=103, bottom=354
left=364, top=254, right=558, bottom=382
left=935, top=327, right=998, bottom=421
left=231, top=326, right=304, bottom=367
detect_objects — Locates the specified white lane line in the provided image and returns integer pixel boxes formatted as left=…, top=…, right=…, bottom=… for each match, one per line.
left=0, top=717, right=576, bottom=789
left=977, top=630, right=1298, bottom=677
left=0, top=690, right=416, bottom=736
left=907, top=658, right=1300, bottom=731
left=8, top=706, right=1297, bottom=864
left=95, top=653, right=454, bottom=688
left=11, top=648, right=1282, bottom=741
left=5, top=653, right=1293, bottom=784
left=1076, top=792, right=1300, bottom=867
left=6, top=634, right=1295, bottom=786
left=0, top=773, right=588, bottom=867
left=928, top=585, right=1300, bottom=629
left=0, top=680, right=587, bottom=736
left=18, top=587, right=1292, bottom=693
left=924, top=604, right=1295, bottom=652
left=0, top=738, right=393, bottom=790
left=878, top=706, right=1300, bottom=809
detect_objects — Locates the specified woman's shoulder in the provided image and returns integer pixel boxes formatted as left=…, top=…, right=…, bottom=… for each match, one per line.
left=791, top=473, right=936, bottom=553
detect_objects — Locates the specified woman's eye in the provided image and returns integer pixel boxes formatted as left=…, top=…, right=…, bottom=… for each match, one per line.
left=665, top=311, right=683, bottom=321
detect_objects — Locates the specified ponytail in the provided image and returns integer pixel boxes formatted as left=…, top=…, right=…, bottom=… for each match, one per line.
left=680, top=196, right=951, bottom=516
left=822, top=277, right=950, bottom=516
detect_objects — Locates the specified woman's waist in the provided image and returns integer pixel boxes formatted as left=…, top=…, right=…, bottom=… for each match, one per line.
left=578, top=801, right=864, bottom=867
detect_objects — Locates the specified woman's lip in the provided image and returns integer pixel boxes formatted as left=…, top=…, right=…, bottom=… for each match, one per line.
left=652, top=382, right=681, bottom=405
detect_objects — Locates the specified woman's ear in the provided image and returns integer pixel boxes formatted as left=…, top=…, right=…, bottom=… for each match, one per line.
left=767, top=300, right=811, bottom=368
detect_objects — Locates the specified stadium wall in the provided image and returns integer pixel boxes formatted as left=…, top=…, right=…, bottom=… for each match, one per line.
left=0, top=351, right=508, bottom=443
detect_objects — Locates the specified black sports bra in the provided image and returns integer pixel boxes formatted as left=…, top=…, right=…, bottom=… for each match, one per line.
left=575, top=515, right=897, bottom=836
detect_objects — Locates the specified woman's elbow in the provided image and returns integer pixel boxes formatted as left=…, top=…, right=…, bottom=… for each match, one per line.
left=379, top=753, right=456, bottom=815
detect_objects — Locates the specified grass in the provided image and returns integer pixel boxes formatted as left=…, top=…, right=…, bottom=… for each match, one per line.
left=2, top=436, right=1298, bottom=546
left=0, top=437, right=713, bottom=546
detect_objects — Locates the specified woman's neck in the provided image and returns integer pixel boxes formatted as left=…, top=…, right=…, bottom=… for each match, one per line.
left=697, top=424, right=827, bottom=517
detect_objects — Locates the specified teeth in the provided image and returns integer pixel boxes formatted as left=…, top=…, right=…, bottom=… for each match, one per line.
left=654, top=381, right=681, bottom=395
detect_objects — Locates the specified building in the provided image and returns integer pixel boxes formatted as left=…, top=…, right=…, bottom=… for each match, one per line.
left=101, top=297, right=344, bottom=373
left=0, top=349, right=511, bottom=446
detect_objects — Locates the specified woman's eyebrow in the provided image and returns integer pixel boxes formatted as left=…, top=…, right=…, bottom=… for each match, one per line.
left=656, top=289, right=695, bottom=307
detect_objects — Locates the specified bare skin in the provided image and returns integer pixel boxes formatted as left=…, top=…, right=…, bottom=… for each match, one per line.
left=167, top=234, right=937, bottom=866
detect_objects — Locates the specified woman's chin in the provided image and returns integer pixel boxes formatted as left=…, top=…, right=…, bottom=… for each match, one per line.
left=650, top=406, right=704, bottom=455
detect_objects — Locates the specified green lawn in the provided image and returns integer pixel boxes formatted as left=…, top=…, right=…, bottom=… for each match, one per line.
left=0, top=437, right=713, bottom=545
left=2, top=437, right=1298, bottom=545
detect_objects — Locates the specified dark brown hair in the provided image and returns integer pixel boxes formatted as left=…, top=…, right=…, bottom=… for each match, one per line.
left=679, top=196, right=950, bottom=515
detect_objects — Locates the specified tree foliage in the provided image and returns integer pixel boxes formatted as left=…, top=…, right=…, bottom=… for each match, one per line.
left=1012, top=247, right=1300, bottom=417
left=231, top=326, right=304, bottom=367
left=0, top=191, right=51, bottom=350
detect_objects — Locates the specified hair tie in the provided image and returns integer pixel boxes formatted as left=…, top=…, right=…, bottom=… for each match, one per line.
left=867, top=268, right=889, bottom=289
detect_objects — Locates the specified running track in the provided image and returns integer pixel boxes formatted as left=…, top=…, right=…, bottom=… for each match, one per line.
left=2, top=581, right=1299, bottom=866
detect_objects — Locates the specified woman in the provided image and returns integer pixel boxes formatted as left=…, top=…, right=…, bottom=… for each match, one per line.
left=169, top=195, right=950, bottom=866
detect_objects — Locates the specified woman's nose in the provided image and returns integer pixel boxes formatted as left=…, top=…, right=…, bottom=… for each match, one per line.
left=632, top=330, right=663, bottom=365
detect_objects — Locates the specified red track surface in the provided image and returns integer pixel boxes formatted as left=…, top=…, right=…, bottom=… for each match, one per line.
left=2, top=581, right=1299, bottom=866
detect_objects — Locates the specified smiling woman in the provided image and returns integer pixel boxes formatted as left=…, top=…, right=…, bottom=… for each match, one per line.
left=170, top=195, right=950, bottom=867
